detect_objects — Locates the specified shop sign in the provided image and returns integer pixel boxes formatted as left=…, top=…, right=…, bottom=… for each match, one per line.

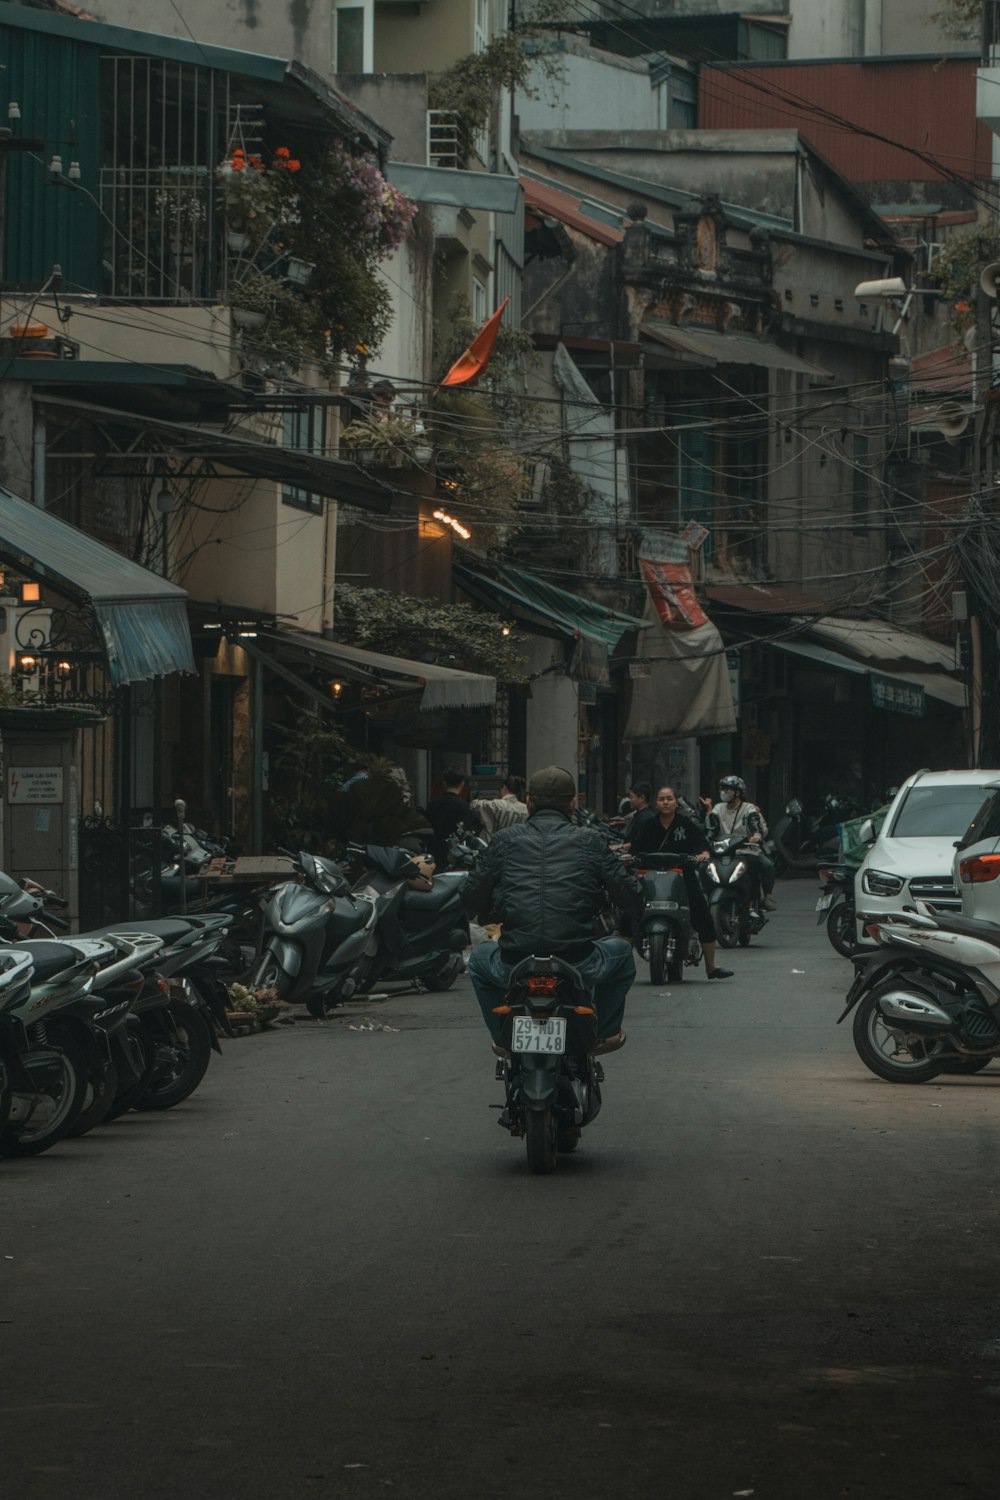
left=870, top=674, right=925, bottom=717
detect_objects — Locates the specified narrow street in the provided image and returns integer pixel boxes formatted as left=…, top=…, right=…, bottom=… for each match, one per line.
left=5, top=884, right=1000, bottom=1499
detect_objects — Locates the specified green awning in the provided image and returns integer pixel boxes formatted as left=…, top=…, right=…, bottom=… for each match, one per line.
left=0, top=487, right=195, bottom=685
left=454, top=558, right=645, bottom=650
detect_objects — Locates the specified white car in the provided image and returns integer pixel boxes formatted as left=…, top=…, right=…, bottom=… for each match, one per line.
left=855, top=769, right=1000, bottom=937
left=954, top=779, right=1000, bottom=920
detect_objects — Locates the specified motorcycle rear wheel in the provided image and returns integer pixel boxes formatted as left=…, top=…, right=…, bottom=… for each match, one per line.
left=0, top=1033, right=89, bottom=1156
left=525, top=1107, right=558, bottom=1174
left=133, top=1003, right=212, bottom=1111
left=827, top=899, right=861, bottom=959
left=852, top=990, right=946, bottom=1084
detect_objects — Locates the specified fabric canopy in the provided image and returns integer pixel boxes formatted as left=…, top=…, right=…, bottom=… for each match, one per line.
left=0, top=486, right=194, bottom=684
left=624, top=595, right=736, bottom=741
left=454, top=558, right=645, bottom=650
left=267, top=630, right=496, bottom=711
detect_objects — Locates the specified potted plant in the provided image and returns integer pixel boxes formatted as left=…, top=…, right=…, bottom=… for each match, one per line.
left=340, top=416, right=429, bottom=468
left=229, top=270, right=276, bottom=329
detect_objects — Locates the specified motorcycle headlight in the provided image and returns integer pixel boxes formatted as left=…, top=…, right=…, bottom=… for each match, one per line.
left=733, top=861, right=746, bottom=879
left=705, top=863, right=720, bottom=883
left=861, top=868, right=904, bottom=897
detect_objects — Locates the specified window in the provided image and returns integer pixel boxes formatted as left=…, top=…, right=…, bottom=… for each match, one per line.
left=890, top=785, right=994, bottom=840
left=333, top=0, right=372, bottom=73
left=283, top=407, right=327, bottom=513
left=472, top=277, right=487, bottom=326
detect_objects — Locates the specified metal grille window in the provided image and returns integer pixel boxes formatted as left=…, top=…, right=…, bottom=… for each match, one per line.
left=283, top=407, right=327, bottom=513
left=100, top=56, right=228, bottom=300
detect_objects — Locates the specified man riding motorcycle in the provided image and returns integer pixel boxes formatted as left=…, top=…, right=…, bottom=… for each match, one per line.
left=463, top=765, right=643, bottom=1055
left=706, top=775, right=777, bottom=915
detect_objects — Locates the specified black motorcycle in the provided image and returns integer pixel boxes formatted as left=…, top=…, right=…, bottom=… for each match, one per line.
left=770, top=794, right=852, bottom=876
left=632, top=850, right=700, bottom=984
left=816, top=862, right=860, bottom=958
left=345, top=844, right=470, bottom=995
left=493, top=954, right=604, bottom=1174
left=701, top=835, right=767, bottom=948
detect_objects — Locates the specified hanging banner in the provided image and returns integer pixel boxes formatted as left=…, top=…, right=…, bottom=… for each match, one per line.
left=639, top=556, right=709, bottom=630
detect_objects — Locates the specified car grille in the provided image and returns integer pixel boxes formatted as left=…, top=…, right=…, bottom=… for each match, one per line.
left=908, top=876, right=961, bottom=912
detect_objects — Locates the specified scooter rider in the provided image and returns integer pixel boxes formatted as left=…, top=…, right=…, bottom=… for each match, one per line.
left=707, top=775, right=777, bottom=915
left=463, top=765, right=643, bottom=1055
left=631, top=786, right=733, bottom=980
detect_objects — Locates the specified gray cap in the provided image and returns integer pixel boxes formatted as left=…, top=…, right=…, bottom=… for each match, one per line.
left=527, top=765, right=576, bottom=800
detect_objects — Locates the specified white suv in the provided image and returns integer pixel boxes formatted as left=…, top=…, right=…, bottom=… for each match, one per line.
left=855, top=769, right=1000, bottom=935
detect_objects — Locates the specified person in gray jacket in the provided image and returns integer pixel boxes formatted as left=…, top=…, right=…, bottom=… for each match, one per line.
left=463, top=765, right=642, bottom=1054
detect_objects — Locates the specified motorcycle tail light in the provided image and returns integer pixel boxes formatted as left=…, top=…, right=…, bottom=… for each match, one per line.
left=818, top=867, right=832, bottom=884
left=573, top=1005, right=596, bottom=1015
left=491, top=1005, right=512, bottom=1014
left=527, top=975, right=558, bottom=996
left=958, top=853, right=1000, bottom=884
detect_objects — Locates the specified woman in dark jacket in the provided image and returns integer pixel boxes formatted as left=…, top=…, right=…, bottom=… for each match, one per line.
left=631, top=786, right=733, bottom=980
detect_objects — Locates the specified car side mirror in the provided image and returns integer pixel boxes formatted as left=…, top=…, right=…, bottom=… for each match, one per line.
left=858, top=818, right=876, bottom=844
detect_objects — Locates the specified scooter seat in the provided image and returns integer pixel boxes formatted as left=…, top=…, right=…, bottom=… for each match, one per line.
left=402, top=882, right=462, bottom=914
left=18, top=939, right=91, bottom=982
left=82, top=918, right=194, bottom=945
left=921, top=912, right=1000, bottom=947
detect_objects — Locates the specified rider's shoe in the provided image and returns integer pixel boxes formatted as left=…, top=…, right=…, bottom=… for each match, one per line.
left=592, top=1029, right=626, bottom=1056
left=763, top=893, right=778, bottom=912
left=708, top=967, right=734, bottom=979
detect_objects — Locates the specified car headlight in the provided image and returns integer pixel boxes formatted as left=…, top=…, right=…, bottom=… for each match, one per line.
left=861, top=868, right=904, bottom=897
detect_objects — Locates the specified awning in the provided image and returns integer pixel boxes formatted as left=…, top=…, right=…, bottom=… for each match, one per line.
left=387, top=163, right=521, bottom=214
left=770, top=638, right=964, bottom=712
left=806, top=616, right=956, bottom=673
left=641, top=322, right=831, bottom=380
left=0, top=487, right=194, bottom=684
left=454, top=558, right=645, bottom=650
left=38, top=397, right=394, bottom=515
left=265, top=630, right=496, bottom=711
left=706, top=582, right=829, bottom=615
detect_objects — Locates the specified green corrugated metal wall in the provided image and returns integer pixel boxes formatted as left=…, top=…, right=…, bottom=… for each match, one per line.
left=1, top=27, right=101, bottom=292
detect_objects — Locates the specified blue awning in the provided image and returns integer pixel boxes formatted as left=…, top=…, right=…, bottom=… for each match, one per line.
left=0, top=488, right=195, bottom=685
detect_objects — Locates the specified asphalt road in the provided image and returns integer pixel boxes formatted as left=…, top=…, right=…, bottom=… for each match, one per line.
left=5, top=883, right=1000, bottom=1500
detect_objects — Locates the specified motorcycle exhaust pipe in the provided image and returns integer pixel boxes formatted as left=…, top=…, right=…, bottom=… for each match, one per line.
left=876, top=989, right=952, bottom=1029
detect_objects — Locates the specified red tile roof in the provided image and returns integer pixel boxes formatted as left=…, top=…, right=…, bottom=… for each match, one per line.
left=523, top=178, right=624, bottom=248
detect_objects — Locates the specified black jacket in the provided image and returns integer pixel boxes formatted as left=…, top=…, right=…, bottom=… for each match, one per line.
left=425, top=791, right=480, bottom=866
left=462, top=807, right=642, bottom=961
left=631, top=812, right=709, bottom=859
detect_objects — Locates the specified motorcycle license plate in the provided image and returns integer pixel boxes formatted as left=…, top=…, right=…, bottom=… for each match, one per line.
left=512, top=1017, right=566, bottom=1054
left=815, top=894, right=833, bottom=912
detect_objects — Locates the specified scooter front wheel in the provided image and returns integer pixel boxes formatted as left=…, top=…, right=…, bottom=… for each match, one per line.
left=716, top=897, right=740, bottom=949
left=827, top=899, right=861, bottom=958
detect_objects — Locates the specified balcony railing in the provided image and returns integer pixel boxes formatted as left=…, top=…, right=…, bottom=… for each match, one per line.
left=100, top=167, right=216, bottom=301
left=427, top=110, right=466, bottom=169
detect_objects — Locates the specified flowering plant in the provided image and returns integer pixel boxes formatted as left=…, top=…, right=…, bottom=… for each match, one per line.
left=218, top=147, right=301, bottom=239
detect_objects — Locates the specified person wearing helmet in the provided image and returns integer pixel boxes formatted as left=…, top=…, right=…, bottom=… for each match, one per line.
left=707, top=776, right=777, bottom=915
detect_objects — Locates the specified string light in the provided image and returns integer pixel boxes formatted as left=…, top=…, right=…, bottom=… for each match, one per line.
left=433, top=508, right=471, bottom=540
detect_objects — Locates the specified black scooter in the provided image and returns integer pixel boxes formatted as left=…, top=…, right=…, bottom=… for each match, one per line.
left=816, top=862, right=859, bottom=958
left=493, top=954, right=604, bottom=1174
left=632, top=850, right=700, bottom=985
left=345, top=844, right=470, bottom=994
left=702, top=834, right=767, bottom=948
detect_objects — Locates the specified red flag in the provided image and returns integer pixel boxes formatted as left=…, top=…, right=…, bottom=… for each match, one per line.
left=440, top=297, right=510, bottom=387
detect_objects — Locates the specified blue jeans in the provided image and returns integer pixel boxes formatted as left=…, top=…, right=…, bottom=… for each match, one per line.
left=468, top=938, right=636, bottom=1042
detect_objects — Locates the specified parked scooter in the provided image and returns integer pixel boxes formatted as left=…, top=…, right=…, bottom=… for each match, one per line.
left=343, top=843, right=470, bottom=994
left=631, top=850, right=700, bottom=984
left=701, top=834, right=767, bottom=948
left=493, top=953, right=606, bottom=1174
left=770, top=794, right=852, bottom=876
left=816, top=862, right=859, bottom=958
left=838, top=906, right=1000, bottom=1082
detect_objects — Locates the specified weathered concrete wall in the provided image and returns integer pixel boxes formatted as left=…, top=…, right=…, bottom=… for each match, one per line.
left=516, top=41, right=657, bottom=136
left=339, top=74, right=428, bottom=163
left=92, top=0, right=333, bottom=76
left=523, top=638, right=580, bottom=777
left=0, top=381, right=34, bottom=499
left=375, top=0, right=473, bottom=76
